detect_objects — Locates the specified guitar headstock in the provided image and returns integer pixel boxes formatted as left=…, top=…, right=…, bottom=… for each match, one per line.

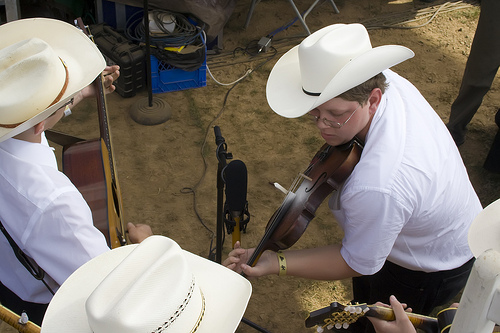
left=305, top=302, right=370, bottom=332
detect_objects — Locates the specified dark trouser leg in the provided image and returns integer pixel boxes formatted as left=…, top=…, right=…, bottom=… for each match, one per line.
left=447, top=0, right=500, bottom=146
left=484, top=109, right=500, bottom=173
left=350, top=258, right=474, bottom=332
left=0, top=281, right=48, bottom=326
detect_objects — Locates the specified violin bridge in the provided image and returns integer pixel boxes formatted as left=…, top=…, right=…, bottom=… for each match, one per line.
left=299, top=173, right=313, bottom=182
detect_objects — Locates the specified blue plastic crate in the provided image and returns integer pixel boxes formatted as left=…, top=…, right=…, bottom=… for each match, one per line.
left=150, top=56, right=207, bottom=94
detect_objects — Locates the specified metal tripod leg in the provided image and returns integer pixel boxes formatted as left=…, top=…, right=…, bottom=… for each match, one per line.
left=244, top=0, right=260, bottom=29
left=244, top=0, right=340, bottom=35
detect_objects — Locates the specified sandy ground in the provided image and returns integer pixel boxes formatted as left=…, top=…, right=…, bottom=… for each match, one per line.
left=2, top=0, right=500, bottom=332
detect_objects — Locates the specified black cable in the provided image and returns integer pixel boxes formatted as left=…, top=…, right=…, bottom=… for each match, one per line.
left=124, top=9, right=206, bottom=70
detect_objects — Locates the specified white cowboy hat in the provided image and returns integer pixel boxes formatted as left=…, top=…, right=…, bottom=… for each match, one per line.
left=266, top=23, right=415, bottom=118
left=468, top=198, right=500, bottom=258
left=0, top=17, right=105, bottom=142
left=40, top=235, right=252, bottom=333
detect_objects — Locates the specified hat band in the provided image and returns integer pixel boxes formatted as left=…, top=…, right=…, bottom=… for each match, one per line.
left=47, top=58, right=70, bottom=108
left=151, top=278, right=206, bottom=333
left=0, top=57, right=69, bottom=129
left=302, top=87, right=321, bottom=97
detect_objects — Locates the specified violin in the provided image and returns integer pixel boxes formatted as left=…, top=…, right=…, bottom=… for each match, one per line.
left=246, top=138, right=363, bottom=267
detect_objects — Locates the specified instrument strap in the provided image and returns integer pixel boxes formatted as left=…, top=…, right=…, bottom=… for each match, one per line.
left=0, top=220, right=54, bottom=295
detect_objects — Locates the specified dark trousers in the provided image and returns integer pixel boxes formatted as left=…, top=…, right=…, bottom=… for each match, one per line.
left=0, top=281, right=48, bottom=326
left=447, top=0, right=500, bottom=146
left=349, top=258, right=474, bottom=333
left=484, top=109, right=500, bottom=173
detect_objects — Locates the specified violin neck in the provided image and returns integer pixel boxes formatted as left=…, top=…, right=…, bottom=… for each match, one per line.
left=246, top=193, right=296, bottom=267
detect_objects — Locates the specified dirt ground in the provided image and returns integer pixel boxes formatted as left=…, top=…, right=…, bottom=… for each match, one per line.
left=2, top=0, right=500, bottom=332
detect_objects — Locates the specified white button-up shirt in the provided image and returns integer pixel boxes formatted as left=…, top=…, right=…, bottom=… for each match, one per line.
left=330, top=69, right=482, bottom=275
left=0, top=134, right=109, bottom=303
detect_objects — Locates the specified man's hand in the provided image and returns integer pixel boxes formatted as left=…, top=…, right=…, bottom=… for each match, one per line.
left=81, top=65, right=120, bottom=99
left=368, top=295, right=416, bottom=333
left=222, top=241, right=277, bottom=277
left=101, top=65, right=120, bottom=95
left=127, top=222, right=153, bottom=243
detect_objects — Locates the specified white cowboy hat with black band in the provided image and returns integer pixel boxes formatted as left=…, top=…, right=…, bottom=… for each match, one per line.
left=0, top=17, right=105, bottom=142
left=468, top=198, right=500, bottom=258
left=41, top=235, right=252, bottom=333
left=266, top=23, right=415, bottom=118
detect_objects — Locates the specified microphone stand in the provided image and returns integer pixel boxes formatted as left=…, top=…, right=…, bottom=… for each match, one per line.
left=129, top=0, right=172, bottom=125
left=214, top=125, right=232, bottom=264
left=213, top=126, right=271, bottom=333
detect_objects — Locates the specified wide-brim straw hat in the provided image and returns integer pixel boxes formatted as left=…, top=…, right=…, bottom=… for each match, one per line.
left=266, top=23, right=415, bottom=118
left=0, top=18, right=105, bottom=142
left=41, top=236, right=252, bottom=333
left=468, top=198, right=500, bottom=257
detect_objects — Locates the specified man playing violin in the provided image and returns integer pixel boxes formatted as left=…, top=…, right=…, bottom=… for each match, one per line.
left=224, top=23, right=481, bottom=332
left=0, top=18, right=152, bottom=325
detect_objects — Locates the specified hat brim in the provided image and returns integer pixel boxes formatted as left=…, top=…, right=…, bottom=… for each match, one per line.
left=41, top=244, right=252, bottom=333
left=266, top=44, right=414, bottom=118
left=468, top=198, right=500, bottom=258
left=0, top=18, right=106, bottom=142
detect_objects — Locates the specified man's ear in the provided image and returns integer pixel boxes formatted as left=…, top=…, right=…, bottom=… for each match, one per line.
left=368, top=88, right=383, bottom=115
left=33, top=121, right=46, bottom=136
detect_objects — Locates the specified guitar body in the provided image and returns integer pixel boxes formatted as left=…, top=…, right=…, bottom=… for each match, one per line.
left=62, top=138, right=125, bottom=249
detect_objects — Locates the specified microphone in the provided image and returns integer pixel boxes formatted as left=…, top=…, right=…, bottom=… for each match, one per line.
left=224, top=160, right=249, bottom=248
left=214, top=125, right=224, bottom=147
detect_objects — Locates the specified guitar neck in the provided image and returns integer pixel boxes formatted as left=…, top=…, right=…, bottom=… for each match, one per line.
left=307, top=302, right=500, bottom=333
left=306, top=302, right=438, bottom=333
left=0, top=305, right=40, bottom=333
left=366, top=305, right=438, bottom=333
left=77, top=17, right=116, bottom=180
left=94, top=73, right=116, bottom=179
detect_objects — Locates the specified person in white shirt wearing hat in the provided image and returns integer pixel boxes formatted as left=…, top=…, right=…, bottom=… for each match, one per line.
left=40, top=235, right=252, bottom=333
left=367, top=199, right=500, bottom=333
left=0, top=17, right=153, bottom=325
left=224, top=23, right=482, bottom=332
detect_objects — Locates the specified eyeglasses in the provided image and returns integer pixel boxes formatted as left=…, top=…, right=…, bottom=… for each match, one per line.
left=310, top=104, right=361, bottom=129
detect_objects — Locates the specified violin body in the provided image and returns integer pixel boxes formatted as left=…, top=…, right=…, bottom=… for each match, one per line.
left=247, top=139, right=363, bottom=267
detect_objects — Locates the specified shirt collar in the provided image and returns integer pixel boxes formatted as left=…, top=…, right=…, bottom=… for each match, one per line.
left=0, top=132, right=59, bottom=170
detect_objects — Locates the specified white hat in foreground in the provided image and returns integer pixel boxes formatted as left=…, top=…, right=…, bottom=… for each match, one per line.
left=41, top=235, right=252, bottom=333
left=266, top=23, right=414, bottom=118
left=468, top=198, right=500, bottom=258
left=0, top=17, right=105, bottom=142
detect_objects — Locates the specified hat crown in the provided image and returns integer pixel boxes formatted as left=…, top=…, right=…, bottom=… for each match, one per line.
left=0, top=38, right=66, bottom=125
left=86, top=236, right=205, bottom=333
left=0, top=18, right=106, bottom=142
left=266, top=23, right=414, bottom=118
left=299, top=24, right=372, bottom=95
